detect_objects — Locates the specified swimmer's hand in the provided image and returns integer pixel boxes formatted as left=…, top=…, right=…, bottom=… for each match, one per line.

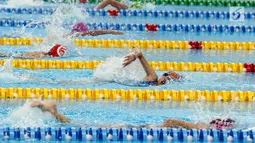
left=123, top=54, right=136, bottom=67
left=30, top=100, right=43, bottom=108
left=122, top=51, right=142, bottom=67
left=30, top=100, right=58, bottom=114
left=113, top=31, right=124, bottom=35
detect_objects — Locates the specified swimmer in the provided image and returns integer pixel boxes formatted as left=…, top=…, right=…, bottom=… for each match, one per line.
left=0, top=44, right=67, bottom=59
left=123, top=50, right=182, bottom=86
left=96, top=0, right=129, bottom=10
left=30, top=100, right=235, bottom=130
left=69, top=22, right=124, bottom=37
left=80, top=0, right=138, bottom=10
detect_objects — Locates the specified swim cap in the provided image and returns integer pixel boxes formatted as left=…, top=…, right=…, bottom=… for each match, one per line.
left=49, top=44, right=67, bottom=57
left=71, top=22, right=89, bottom=33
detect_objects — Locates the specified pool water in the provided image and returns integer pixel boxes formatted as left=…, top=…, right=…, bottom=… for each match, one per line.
left=2, top=100, right=255, bottom=129
left=0, top=0, right=254, bottom=142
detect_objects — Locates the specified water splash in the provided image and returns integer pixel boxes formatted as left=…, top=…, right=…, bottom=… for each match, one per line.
left=7, top=0, right=43, bottom=7
left=6, top=101, right=55, bottom=128
left=0, top=59, right=50, bottom=83
left=0, top=58, right=22, bottom=81
left=143, top=3, right=156, bottom=10
left=93, top=56, right=145, bottom=82
left=39, top=4, right=89, bottom=54
left=0, top=58, right=13, bottom=73
left=13, top=3, right=89, bottom=53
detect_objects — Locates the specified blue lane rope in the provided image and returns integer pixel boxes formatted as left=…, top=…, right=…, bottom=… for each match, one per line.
left=0, top=127, right=253, bottom=142
left=1, top=7, right=255, bottom=20
left=0, top=19, right=254, bottom=34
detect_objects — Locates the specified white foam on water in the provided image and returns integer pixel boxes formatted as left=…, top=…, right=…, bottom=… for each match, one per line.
left=9, top=3, right=89, bottom=54
left=6, top=101, right=55, bottom=128
left=0, top=59, right=50, bottom=83
left=0, top=58, right=13, bottom=73
left=0, top=58, right=22, bottom=81
left=93, top=56, right=145, bottom=82
left=7, top=0, right=43, bottom=7
left=143, top=3, right=156, bottom=10
left=39, top=4, right=89, bottom=53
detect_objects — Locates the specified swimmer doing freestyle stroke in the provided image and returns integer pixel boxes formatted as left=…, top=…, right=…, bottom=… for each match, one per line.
left=0, top=44, right=67, bottom=59
left=29, top=100, right=235, bottom=130
left=123, top=50, right=182, bottom=86
left=81, top=0, right=144, bottom=10
left=0, top=22, right=123, bottom=59
left=68, top=0, right=147, bottom=37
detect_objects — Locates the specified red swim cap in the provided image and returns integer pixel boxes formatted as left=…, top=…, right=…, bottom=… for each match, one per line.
left=49, top=44, right=67, bottom=57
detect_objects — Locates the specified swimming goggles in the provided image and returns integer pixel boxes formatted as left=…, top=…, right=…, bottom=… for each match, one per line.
left=162, top=72, right=182, bottom=80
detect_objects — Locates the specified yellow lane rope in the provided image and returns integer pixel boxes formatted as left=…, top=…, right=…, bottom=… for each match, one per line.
left=0, top=60, right=246, bottom=72
left=0, top=88, right=253, bottom=102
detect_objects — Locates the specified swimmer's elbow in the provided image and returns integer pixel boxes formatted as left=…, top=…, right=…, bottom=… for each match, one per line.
left=145, top=75, right=158, bottom=82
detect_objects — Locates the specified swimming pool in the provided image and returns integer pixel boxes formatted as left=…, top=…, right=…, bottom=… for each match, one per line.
left=0, top=0, right=254, bottom=142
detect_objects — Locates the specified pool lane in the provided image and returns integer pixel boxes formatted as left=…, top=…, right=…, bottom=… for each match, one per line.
left=0, top=46, right=254, bottom=63
left=0, top=68, right=254, bottom=90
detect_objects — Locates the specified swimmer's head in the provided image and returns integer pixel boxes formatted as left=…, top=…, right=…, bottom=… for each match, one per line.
left=49, top=44, right=67, bottom=57
left=157, top=71, right=182, bottom=85
left=209, top=118, right=235, bottom=130
left=71, top=22, right=89, bottom=33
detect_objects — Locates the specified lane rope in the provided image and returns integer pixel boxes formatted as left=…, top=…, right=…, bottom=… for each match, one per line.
left=0, top=38, right=255, bottom=50
left=0, top=88, right=254, bottom=102
left=2, top=7, right=255, bottom=20
left=0, top=127, right=253, bottom=142
left=42, top=0, right=255, bottom=7
left=0, top=60, right=253, bottom=72
left=0, top=20, right=254, bottom=33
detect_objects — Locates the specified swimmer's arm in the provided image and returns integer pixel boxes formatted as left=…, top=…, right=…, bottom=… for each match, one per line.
left=14, top=52, right=49, bottom=59
left=31, top=100, right=71, bottom=123
left=162, top=119, right=209, bottom=130
left=123, top=51, right=158, bottom=81
left=54, top=113, right=72, bottom=123
left=81, top=30, right=124, bottom=36
left=96, top=0, right=129, bottom=10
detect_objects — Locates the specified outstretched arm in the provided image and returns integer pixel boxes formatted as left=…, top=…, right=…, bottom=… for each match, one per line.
left=96, top=0, right=128, bottom=10
left=123, top=51, right=158, bottom=82
left=81, top=30, right=124, bottom=36
left=30, top=100, right=71, bottom=123
left=14, top=52, right=49, bottom=59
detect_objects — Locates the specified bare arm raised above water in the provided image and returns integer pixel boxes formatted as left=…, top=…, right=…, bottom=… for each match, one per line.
left=123, top=51, right=158, bottom=82
left=96, top=0, right=129, bottom=10
left=30, top=100, right=71, bottom=123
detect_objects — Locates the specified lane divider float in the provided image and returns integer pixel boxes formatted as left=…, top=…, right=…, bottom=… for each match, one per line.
left=2, top=7, right=255, bottom=20
left=0, top=88, right=254, bottom=102
left=0, top=60, right=253, bottom=72
left=42, top=0, right=255, bottom=7
left=0, top=127, right=254, bottom=142
left=0, top=38, right=255, bottom=50
left=1, top=20, right=255, bottom=34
